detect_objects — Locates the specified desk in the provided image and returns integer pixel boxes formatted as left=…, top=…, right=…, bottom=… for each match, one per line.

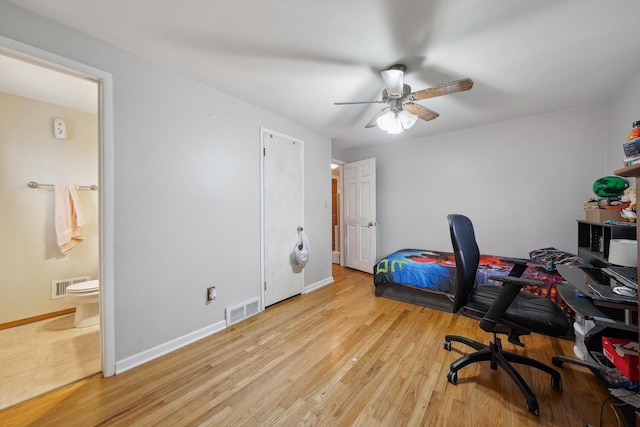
left=557, top=264, right=638, bottom=313
left=615, top=162, right=640, bottom=427
left=557, top=264, right=637, bottom=329
left=556, top=265, right=638, bottom=426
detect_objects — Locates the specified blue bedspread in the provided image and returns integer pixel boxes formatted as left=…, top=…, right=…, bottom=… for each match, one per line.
left=373, top=249, right=516, bottom=294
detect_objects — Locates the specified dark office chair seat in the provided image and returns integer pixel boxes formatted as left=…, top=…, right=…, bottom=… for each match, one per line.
left=444, top=214, right=571, bottom=416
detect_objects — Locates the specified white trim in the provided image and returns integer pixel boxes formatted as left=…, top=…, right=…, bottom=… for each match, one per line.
left=331, top=158, right=345, bottom=266
left=115, top=320, right=227, bottom=374
left=259, top=128, right=265, bottom=311
left=338, top=164, right=346, bottom=267
left=259, top=127, right=305, bottom=311
left=0, top=36, right=116, bottom=377
left=303, top=276, right=334, bottom=294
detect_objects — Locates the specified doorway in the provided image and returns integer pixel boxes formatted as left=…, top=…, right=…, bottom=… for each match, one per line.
left=331, top=161, right=342, bottom=264
left=261, top=128, right=304, bottom=307
left=0, top=36, right=116, bottom=406
left=0, top=52, right=100, bottom=410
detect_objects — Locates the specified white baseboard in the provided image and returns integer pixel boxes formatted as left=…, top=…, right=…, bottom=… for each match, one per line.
left=303, top=276, right=334, bottom=294
left=115, top=319, right=227, bottom=374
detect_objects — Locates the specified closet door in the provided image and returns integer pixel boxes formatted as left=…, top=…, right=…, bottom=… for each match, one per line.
left=262, top=129, right=304, bottom=307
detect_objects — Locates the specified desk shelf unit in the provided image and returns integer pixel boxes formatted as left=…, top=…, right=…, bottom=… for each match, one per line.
left=577, top=220, right=636, bottom=267
left=614, top=164, right=640, bottom=426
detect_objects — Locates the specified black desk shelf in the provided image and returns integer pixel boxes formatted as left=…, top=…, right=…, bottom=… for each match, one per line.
left=577, top=220, right=636, bottom=267
left=556, top=270, right=639, bottom=426
left=612, top=165, right=640, bottom=425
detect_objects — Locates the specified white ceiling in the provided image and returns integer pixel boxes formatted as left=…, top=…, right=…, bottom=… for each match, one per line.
left=0, top=54, right=98, bottom=113
left=7, top=0, right=640, bottom=152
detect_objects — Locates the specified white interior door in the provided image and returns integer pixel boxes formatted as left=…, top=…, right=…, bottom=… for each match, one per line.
left=343, top=158, right=376, bottom=273
left=262, top=129, right=304, bottom=307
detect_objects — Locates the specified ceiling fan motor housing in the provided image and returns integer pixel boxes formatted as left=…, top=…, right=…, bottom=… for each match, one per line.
left=382, top=85, right=411, bottom=103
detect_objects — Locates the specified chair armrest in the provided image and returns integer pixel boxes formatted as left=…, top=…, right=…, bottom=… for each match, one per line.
left=488, top=275, right=544, bottom=288
left=498, top=256, right=529, bottom=266
left=498, top=256, right=531, bottom=277
left=478, top=276, right=545, bottom=333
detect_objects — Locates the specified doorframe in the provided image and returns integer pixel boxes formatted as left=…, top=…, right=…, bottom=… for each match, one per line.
left=331, top=158, right=345, bottom=266
left=260, top=127, right=304, bottom=310
left=0, top=36, right=116, bottom=377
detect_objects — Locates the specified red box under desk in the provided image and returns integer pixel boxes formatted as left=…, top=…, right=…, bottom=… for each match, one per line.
left=602, top=336, right=639, bottom=381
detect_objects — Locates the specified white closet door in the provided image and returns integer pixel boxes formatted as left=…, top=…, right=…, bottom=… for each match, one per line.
left=263, top=130, right=304, bottom=307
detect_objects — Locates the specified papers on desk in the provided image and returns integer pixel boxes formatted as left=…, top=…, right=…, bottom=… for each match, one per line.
left=588, top=283, right=637, bottom=304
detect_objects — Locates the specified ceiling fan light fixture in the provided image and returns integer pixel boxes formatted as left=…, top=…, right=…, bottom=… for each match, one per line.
left=376, top=110, right=404, bottom=134
left=381, top=69, right=404, bottom=97
left=398, top=109, right=418, bottom=129
left=376, top=110, right=395, bottom=131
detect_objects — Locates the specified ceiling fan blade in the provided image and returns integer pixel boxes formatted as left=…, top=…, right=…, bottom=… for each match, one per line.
left=408, top=78, right=474, bottom=101
left=365, top=107, right=391, bottom=128
left=334, top=100, right=384, bottom=105
left=404, top=103, right=439, bottom=121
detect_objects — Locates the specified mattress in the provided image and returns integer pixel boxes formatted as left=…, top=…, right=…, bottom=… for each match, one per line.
left=373, top=248, right=570, bottom=316
left=374, top=249, right=516, bottom=294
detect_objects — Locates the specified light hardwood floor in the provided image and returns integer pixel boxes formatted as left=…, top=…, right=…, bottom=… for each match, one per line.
left=0, top=313, right=101, bottom=410
left=0, top=266, right=618, bottom=426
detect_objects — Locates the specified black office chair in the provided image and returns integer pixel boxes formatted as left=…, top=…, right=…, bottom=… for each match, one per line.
left=444, top=214, right=571, bottom=415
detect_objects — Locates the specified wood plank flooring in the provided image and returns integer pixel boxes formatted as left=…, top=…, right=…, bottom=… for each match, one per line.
left=0, top=266, right=619, bottom=426
left=0, top=313, right=100, bottom=410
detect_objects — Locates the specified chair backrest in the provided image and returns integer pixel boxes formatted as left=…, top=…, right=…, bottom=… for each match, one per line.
left=448, top=214, right=481, bottom=313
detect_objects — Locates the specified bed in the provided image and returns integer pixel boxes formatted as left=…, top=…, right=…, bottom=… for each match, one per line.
left=374, top=248, right=579, bottom=316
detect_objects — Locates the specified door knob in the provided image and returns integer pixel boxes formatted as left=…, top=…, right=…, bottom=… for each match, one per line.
left=368, top=222, right=375, bottom=227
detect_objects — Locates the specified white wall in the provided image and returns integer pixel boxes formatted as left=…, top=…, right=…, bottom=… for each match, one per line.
left=606, top=68, right=640, bottom=173
left=0, top=1, right=332, bottom=363
left=0, top=92, right=99, bottom=323
left=338, top=106, right=607, bottom=259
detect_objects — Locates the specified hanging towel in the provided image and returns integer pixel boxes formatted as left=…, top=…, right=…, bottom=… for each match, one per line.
left=54, top=184, right=85, bottom=254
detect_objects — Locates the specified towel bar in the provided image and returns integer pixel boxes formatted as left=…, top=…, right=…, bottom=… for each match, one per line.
left=27, top=181, right=98, bottom=191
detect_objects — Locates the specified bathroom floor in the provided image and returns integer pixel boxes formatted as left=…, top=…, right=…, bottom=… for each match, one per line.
left=0, top=314, right=101, bottom=410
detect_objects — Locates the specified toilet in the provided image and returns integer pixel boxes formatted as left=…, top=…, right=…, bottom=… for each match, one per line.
left=65, top=279, right=100, bottom=328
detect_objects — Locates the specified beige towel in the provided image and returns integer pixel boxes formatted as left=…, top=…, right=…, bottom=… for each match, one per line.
left=54, top=184, right=85, bottom=254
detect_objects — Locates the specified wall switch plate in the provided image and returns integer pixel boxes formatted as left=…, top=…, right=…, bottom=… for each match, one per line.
left=53, top=118, right=67, bottom=139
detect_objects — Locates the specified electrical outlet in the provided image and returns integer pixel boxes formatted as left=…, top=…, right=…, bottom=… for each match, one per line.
left=207, top=286, right=216, bottom=302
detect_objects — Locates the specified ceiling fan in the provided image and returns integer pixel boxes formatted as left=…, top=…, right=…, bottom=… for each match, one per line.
left=334, top=64, right=473, bottom=134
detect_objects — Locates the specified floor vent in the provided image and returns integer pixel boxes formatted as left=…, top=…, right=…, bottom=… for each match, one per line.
left=51, top=276, right=91, bottom=299
left=226, top=297, right=261, bottom=327
left=245, top=300, right=260, bottom=317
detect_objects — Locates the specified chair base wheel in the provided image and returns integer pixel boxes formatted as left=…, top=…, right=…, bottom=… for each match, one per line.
left=444, top=339, right=451, bottom=351
left=447, top=370, right=458, bottom=384
left=527, top=402, right=540, bottom=416
left=551, top=356, right=562, bottom=367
